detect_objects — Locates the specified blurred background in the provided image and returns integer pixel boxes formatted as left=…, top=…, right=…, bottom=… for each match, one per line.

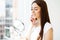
left=0, top=0, right=60, bottom=40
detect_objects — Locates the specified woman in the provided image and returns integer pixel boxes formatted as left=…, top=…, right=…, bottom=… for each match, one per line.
left=26, top=0, right=53, bottom=40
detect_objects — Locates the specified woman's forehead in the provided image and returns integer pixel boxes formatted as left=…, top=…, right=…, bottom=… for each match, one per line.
left=31, top=3, right=39, bottom=8
left=31, top=3, right=41, bottom=9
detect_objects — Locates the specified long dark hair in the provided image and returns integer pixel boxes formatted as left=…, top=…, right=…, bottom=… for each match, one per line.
left=32, top=0, right=51, bottom=40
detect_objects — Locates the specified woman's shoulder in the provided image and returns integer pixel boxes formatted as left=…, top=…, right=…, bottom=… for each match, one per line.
left=44, top=22, right=52, bottom=34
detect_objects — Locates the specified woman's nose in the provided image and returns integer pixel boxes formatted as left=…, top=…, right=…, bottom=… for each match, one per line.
left=32, top=10, right=35, bottom=13
left=31, top=14, right=35, bottom=18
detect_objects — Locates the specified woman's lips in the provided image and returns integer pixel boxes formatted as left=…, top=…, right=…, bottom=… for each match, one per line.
left=31, top=17, right=37, bottom=22
left=31, top=15, right=37, bottom=22
left=31, top=17, right=34, bottom=22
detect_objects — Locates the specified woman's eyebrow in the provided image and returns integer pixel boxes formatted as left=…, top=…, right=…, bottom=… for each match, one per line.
left=31, top=6, right=38, bottom=9
left=34, top=6, right=38, bottom=8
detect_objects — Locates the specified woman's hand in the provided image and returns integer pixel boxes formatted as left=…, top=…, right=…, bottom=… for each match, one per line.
left=30, top=15, right=37, bottom=26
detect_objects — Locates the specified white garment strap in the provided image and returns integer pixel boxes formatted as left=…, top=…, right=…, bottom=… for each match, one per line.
left=44, top=22, right=52, bottom=34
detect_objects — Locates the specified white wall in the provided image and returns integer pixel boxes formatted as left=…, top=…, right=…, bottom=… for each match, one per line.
left=0, top=0, right=5, bottom=17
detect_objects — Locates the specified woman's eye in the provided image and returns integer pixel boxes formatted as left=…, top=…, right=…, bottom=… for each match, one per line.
left=35, top=9, right=38, bottom=10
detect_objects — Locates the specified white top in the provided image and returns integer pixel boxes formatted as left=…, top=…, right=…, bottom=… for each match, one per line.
left=29, top=22, right=52, bottom=40
left=44, top=22, right=52, bottom=34
left=43, top=22, right=52, bottom=40
left=30, top=26, right=41, bottom=40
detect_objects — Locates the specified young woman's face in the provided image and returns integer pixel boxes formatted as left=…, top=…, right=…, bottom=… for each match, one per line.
left=31, top=3, right=41, bottom=20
